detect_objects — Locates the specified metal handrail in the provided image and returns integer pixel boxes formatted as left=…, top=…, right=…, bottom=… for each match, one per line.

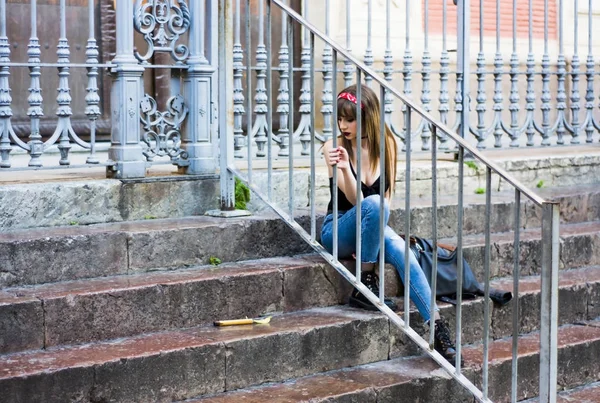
left=222, top=2, right=559, bottom=402
left=271, top=0, right=546, bottom=208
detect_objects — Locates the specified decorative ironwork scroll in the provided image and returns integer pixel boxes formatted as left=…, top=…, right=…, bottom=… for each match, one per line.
left=140, top=94, right=189, bottom=164
left=134, top=0, right=191, bottom=62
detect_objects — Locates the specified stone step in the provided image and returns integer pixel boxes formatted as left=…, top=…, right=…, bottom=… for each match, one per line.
left=463, top=319, right=600, bottom=402
left=456, top=220, right=600, bottom=280
left=385, top=266, right=600, bottom=359
left=5, top=145, right=600, bottom=231
left=187, top=356, right=474, bottom=403
left=0, top=307, right=393, bottom=403
left=388, top=182, right=600, bottom=239
left=0, top=214, right=313, bottom=288
left=0, top=255, right=350, bottom=354
left=380, top=220, right=600, bottom=288
left=0, top=175, right=220, bottom=231
left=2, top=192, right=599, bottom=289
left=522, top=381, right=600, bottom=402
left=182, top=319, right=600, bottom=403
left=2, top=243, right=598, bottom=361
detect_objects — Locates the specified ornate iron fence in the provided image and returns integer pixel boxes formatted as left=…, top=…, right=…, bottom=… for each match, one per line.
left=1, top=1, right=598, bottom=176
left=0, top=0, right=217, bottom=178
left=232, top=0, right=600, bottom=159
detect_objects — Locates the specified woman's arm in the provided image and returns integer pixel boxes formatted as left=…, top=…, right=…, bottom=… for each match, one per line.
left=322, top=140, right=359, bottom=205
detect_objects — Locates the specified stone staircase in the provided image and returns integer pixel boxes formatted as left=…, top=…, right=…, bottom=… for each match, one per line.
left=1, top=174, right=600, bottom=402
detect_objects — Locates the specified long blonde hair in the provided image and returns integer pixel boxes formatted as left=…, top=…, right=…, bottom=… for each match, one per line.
left=337, top=84, right=397, bottom=195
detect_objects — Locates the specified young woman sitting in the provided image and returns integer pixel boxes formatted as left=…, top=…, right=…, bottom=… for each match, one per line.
left=320, top=84, right=459, bottom=363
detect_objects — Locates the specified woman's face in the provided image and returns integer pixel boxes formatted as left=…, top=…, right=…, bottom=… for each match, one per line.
left=338, top=116, right=357, bottom=140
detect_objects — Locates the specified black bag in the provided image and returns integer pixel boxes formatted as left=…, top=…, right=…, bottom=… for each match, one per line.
left=405, top=235, right=512, bottom=306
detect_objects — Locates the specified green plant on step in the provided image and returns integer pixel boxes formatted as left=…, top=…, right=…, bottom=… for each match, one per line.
left=69, top=221, right=79, bottom=226
left=143, top=214, right=158, bottom=220
left=536, top=180, right=545, bottom=188
left=475, top=187, right=485, bottom=195
left=464, top=160, right=478, bottom=171
left=209, top=256, right=222, bottom=266
left=235, top=177, right=251, bottom=210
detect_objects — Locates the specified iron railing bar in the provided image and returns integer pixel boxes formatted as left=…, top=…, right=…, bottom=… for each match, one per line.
left=455, top=145, right=464, bottom=374
left=240, top=66, right=592, bottom=76
left=482, top=166, right=492, bottom=399
left=429, top=125, right=438, bottom=348
left=266, top=0, right=273, bottom=200
left=309, top=31, right=316, bottom=240
left=404, top=106, right=412, bottom=329
left=355, top=69, right=362, bottom=282
left=245, top=0, right=253, bottom=184
left=379, top=84, right=386, bottom=305
left=217, top=0, right=233, bottom=208
left=227, top=165, right=491, bottom=403
left=269, top=0, right=546, bottom=207
left=539, top=201, right=560, bottom=403
left=332, top=50, right=338, bottom=262
left=0, top=163, right=112, bottom=171
left=287, top=12, right=294, bottom=219
left=0, top=62, right=205, bottom=70
left=511, top=189, right=522, bottom=403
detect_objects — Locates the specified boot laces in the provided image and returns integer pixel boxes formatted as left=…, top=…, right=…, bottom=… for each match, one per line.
left=362, top=272, right=379, bottom=293
left=435, top=321, right=454, bottom=350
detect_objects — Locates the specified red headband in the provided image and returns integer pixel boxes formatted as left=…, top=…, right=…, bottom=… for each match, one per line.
left=338, top=92, right=364, bottom=109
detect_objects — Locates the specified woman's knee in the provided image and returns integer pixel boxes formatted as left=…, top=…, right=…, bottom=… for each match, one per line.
left=362, top=195, right=389, bottom=217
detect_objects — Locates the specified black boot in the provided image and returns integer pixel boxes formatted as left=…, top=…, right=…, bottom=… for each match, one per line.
left=433, top=319, right=463, bottom=365
left=348, top=271, right=398, bottom=311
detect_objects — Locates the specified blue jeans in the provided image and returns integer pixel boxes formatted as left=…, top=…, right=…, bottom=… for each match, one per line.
left=321, top=194, right=438, bottom=322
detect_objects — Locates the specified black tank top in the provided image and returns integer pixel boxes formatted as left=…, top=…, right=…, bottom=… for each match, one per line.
left=326, top=164, right=389, bottom=214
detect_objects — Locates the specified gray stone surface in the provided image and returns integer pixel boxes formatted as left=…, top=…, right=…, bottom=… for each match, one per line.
left=4, top=149, right=599, bottom=232
left=589, top=281, right=600, bottom=320
left=128, top=218, right=312, bottom=272
left=486, top=353, right=540, bottom=402
left=0, top=177, right=219, bottom=231
left=224, top=268, right=283, bottom=319
left=0, top=180, right=122, bottom=230
left=491, top=292, right=541, bottom=339
left=224, top=314, right=390, bottom=391
left=40, top=268, right=284, bottom=347
left=43, top=285, right=180, bottom=346
left=475, top=331, right=600, bottom=402
left=248, top=151, right=600, bottom=215
left=377, top=375, right=472, bottom=403
left=0, top=296, right=44, bottom=354
left=560, top=233, right=600, bottom=269
left=0, top=366, right=95, bottom=403
left=2, top=258, right=367, bottom=352
left=92, top=345, right=226, bottom=403
left=282, top=262, right=350, bottom=311
left=0, top=231, right=129, bottom=288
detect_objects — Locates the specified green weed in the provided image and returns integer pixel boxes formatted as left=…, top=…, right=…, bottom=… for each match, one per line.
left=235, top=177, right=251, bottom=210
left=464, top=161, right=478, bottom=171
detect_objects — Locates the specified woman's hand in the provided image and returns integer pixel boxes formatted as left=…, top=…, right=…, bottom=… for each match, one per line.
left=328, top=146, right=350, bottom=170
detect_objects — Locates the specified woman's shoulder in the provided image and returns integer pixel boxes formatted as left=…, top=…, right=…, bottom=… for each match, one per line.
left=322, top=138, right=334, bottom=152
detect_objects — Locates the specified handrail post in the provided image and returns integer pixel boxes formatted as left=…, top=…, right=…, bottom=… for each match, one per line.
left=456, top=0, right=470, bottom=141
left=539, top=201, right=560, bottom=402
left=107, top=0, right=146, bottom=179
left=217, top=0, right=235, bottom=210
